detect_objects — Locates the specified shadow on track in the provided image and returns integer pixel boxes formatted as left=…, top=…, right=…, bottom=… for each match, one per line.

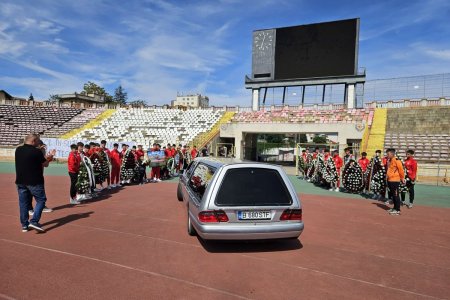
left=41, top=211, right=94, bottom=232
left=371, top=202, right=390, bottom=211
left=51, top=187, right=125, bottom=211
left=198, top=238, right=303, bottom=253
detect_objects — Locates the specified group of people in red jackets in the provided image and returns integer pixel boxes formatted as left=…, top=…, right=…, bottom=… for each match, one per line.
left=67, top=140, right=202, bottom=205
left=298, top=147, right=418, bottom=209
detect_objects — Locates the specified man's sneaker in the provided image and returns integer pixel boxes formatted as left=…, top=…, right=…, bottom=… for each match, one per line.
left=389, top=210, right=400, bottom=215
left=42, top=207, right=53, bottom=213
left=22, top=225, right=28, bottom=232
left=107, top=185, right=112, bottom=190
left=28, top=222, right=45, bottom=232
left=329, top=188, right=334, bottom=191
left=28, top=210, right=34, bottom=216
left=408, top=203, right=413, bottom=209
left=94, top=188, right=102, bottom=192
left=335, top=188, right=340, bottom=192
left=70, top=198, right=80, bottom=205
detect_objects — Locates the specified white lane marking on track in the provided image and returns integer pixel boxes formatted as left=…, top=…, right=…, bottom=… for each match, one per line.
left=70, top=223, right=203, bottom=248
left=0, top=238, right=251, bottom=300
left=0, top=213, right=198, bottom=248
left=236, top=254, right=446, bottom=300
left=0, top=293, right=17, bottom=300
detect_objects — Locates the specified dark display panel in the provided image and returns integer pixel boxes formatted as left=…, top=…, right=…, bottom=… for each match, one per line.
left=274, top=19, right=358, bottom=80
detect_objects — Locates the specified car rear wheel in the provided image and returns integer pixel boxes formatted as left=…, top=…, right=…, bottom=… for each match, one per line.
left=177, top=184, right=183, bottom=201
left=187, top=212, right=196, bottom=236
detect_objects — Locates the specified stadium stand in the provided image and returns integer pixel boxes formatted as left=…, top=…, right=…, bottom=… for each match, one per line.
left=43, top=108, right=106, bottom=138
left=232, top=108, right=374, bottom=124
left=362, top=108, right=387, bottom=159
left=383, top=107, right=450, bottom=163
left=72, top=108, right=225, bottom=146
left=0, top=105, right=82, bottom=146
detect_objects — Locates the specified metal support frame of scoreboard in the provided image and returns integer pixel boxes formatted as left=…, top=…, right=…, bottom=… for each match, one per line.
left=246, top=74, right=366, bottom=111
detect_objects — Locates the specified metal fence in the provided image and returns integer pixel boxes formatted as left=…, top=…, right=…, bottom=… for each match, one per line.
left=255, top=73, right=450, bottom=107
left=363, top=73, right=450, bottom=102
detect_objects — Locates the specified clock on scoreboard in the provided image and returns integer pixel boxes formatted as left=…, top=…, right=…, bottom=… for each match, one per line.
left=251, top=29, right=276, bottom=80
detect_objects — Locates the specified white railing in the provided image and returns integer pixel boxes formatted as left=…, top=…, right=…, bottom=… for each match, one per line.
left=364, top=98, right=449, bottom=109
left=2, top=97, right=448, bottom=111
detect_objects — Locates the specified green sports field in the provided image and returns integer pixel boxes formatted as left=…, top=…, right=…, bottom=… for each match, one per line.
left=2, top=162, right=449, bottom=208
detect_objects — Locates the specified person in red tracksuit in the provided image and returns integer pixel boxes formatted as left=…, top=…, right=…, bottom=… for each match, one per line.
left=110, top=143, right=121, bottom=187
left=312, top=147, right=320, bottom=159
left=358, top=152, right=370, bottom=172
left=191, top=145, right=198, bottom=159
left=164, top=144, right=172, bottom=159
left=332, top=150, right=343, bottom=191
left=68, top=144, right=81, bottom=204
left=136, top=145, right=145, bottom=161
left=402, top=149, right=418, bottom=208
left=121, top=144, right=127, bottom=158
left=358, top=152, right=370, bottom=194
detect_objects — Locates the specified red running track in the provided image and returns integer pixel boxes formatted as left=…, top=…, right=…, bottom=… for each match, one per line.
left=1, top=174, right=449, bottom=299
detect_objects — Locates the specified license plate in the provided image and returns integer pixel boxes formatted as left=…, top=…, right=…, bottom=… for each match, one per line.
left=238, top=211, right=271, bottom=220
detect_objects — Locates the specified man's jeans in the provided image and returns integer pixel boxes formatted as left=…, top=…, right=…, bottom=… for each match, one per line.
left=17, top=184, right=47, bottom=226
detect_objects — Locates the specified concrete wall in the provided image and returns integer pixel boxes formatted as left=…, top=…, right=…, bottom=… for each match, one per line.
left=220, top=122, right=364, bottom=159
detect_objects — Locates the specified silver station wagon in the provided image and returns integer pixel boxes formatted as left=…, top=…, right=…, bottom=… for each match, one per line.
left=177, top=158, right=304, bottom=240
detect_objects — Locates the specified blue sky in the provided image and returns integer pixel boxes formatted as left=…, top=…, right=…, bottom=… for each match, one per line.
left=1, top=0, right=449, bottom=105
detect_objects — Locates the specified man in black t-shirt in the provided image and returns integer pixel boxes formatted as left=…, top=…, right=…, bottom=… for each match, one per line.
left=201, top=146, right=208, bottom=157
left=15, top=134, right=55, bottom=232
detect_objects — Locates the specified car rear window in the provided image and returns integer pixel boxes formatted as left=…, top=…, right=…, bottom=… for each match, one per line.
left=215, top=168, right=292, bottom=206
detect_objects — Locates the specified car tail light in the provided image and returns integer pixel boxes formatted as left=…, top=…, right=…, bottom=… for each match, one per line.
left=198, top=210, right=229, bottom=223
left=280, top=209, right=302, bottom=221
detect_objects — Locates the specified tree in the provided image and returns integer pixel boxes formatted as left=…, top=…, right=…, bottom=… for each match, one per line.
left=313, top=134, right=327, bottom=144
left=48, top=94, right=60, bottom=102
left=265, top=134, right=283, bottom=144
left=104, top=94, right=113, bottom=102
left=81, top=81, right=113, bottom=102
left=28, top=93, right=34, bottom=101
left=113, top=85, right=128, bottom=104
left=81, top=81, right=107, bottom=96
left=128, top=100, right=147, bottom=107
left=299, top=134, right=308, bottom=143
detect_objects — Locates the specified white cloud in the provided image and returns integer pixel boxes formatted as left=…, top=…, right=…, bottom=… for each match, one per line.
left=37, top=41, right=69, bottom=54
left=134, top=34, right=232, bottom=73
left=15, top=17, right=63, bottom=35
left=424, top=49, right=450, bottom=61
left=0, top=35, right=26, bottom=56
left=0, top=25, right=26, bottom=56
